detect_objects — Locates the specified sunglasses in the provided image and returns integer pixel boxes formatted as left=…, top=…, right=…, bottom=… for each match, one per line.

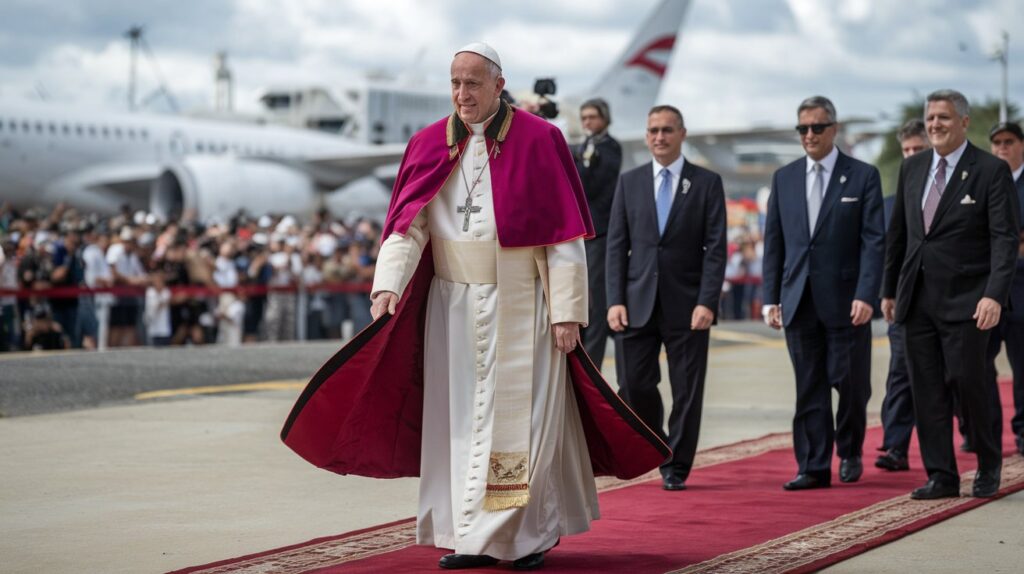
left=795, top=123, right=835, bottom=135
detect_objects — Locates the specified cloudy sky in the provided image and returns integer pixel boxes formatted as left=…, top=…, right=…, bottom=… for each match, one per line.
left=1, top=0, right=1021, bottom=131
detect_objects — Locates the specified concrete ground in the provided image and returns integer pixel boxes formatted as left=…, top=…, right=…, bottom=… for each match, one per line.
left=1, top=320, right=1022, bottom=573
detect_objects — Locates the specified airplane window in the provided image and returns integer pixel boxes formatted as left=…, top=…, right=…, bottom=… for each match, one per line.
left=7, top=120, right=14, bottom=132
left=21, top=120, right=30, bottom=132
left=88, top=126, right=97, bottom=137
left=76, top=125, right=84, bottom=136
left=35, top=121, right=43, bottom=134
left=62, top=124, right=70, bottom=135
left=128, top=129, right=136, bottom=140
left=48, top=123, right=57, bottom=134
left=141, top=130, right=149, bottom=141
left=114, top=127, right=122, bottom=138
left=101, top=126, right=109, bottom=138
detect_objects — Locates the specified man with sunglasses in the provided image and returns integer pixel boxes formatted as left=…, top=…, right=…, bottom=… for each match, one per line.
left=763, top=96, right=885, bottom=491
left=606, top=105, right=727, bottom=491
left=986, top=121, right=1024, bottom=456
left=882, top=90, right=1018, bottom=499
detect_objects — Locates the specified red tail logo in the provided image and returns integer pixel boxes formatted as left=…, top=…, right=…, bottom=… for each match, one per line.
left=625, top=36, right=676, bottom=77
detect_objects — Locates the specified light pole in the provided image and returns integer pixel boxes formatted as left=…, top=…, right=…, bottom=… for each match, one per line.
left=992, top=31, right=1009, bottom=123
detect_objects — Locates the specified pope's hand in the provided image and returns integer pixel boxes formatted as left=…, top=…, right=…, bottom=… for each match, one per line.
left=553, top=322, right=581, bottom=354
left=370, top=291, right=399, bottom=320
left=607, top=305, right=629, bottom=332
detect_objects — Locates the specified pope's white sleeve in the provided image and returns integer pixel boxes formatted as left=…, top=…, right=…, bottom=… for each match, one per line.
left=371, top=210, right=429, bottom=298
left=545, top=237, right=588, bottom=325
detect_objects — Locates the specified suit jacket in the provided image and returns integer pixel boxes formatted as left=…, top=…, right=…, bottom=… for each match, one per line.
left=882, top=142, right=1019, bottom=323
left=762, top=150, right=885, bottom=328
left=606, top=158, right=727, bottom=329
left=574, top=132, right=623, bottom=237
left=1004, top=173, right=1024, bottom=320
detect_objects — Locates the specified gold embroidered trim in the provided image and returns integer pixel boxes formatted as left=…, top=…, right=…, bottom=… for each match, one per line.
left=484, top=451, right=530, bottom=511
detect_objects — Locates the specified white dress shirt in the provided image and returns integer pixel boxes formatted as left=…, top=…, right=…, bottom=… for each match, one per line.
left=652, top=154, right=686, bottom=207
left=1012, top=164, right=1023, bottom=183
left=921, top=139, right=968, bottom=208
left=805, top=145, right=839, bottom=201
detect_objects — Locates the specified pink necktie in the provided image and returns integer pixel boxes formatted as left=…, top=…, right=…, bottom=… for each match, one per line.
left=923, top=157, right=947, bottom=234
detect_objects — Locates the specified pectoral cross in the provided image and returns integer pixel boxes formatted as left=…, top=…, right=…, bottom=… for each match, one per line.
left=458, top=194, right=482, bottom=232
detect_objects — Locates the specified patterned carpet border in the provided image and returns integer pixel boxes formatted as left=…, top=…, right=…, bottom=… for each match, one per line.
left=669, top=454, right=1024, bottom=574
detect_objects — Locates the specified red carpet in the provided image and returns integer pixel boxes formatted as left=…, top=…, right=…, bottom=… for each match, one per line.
left=171, top=382, right=1024, bottom=574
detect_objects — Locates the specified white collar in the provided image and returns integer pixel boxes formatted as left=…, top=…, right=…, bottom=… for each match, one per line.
left=806, top=145, right=839, bottom=174
left=930, top=139, right=968, bottom=171
left=1012, top=164, right=1023, bottom=183
left=652, top=154, right=685, bottom=179
left=469, top=107, right=500, bottom=136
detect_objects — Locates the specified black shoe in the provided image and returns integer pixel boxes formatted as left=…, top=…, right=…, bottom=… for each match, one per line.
left=874, top=450, right=910, bottom=471
left=910, top=479, right=960, bottom=500
left=783, top=474, right=830, bottom=491
left=972, top=468, right=1002, bottom=498
left=513, top=552, right=545, bottom=570
left=439, top=554, right=499, bottom=569
left=662, top=475, right=687, bottom=491
left=839, top=456, right=863, bottom=483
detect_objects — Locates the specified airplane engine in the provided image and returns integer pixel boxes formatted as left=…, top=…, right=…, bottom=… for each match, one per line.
left=150, top=157, right=318, bottom=221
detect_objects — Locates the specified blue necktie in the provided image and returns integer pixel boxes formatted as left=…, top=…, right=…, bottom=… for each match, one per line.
left=656, top=168, right=673, bottom=234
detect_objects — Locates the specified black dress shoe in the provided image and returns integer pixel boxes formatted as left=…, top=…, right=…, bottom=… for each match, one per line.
left=663, top=475, right=687, bottom=491
left=874, top=450, right=910, bottom=471
left=972, top=468, right=1002, bottom=498
left=513, top=552, right=545, bottom=570
left=783, top=474, right=830, bottom=491
left=439, top=554, right=499, bottom=569
left=839, top=456, right=863, bottom=483
left=910, top=479, right=960, bottom=500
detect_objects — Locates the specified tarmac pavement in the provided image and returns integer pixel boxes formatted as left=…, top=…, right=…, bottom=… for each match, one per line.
left=1, top=320, right=1021, bottom=573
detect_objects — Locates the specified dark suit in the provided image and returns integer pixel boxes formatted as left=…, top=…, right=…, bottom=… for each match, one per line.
left=762, top=150, right=885, bottom=480
left=985, top=173, right=1024, bottom=443
left=574, top=132, right=622, bottom=369
left=606, top=158, right=727, bottom=481
left=879, top=195, right=915, bottom=455
left=883, top=142, right=1019, bottom=485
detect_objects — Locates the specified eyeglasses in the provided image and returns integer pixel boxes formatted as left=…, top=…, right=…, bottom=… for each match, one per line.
left=795, top=123, right=835, bottom=135
left=647, top=126, right=677, bottom=135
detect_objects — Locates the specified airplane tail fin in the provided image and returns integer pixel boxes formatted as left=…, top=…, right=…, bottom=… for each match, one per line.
left=586, top=0, right=691, bottom=136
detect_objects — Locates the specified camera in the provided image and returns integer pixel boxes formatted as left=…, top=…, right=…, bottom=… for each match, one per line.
left=532, top=78, right=559, bottom=120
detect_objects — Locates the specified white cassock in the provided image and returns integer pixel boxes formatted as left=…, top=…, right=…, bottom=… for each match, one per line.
left=372, top=120, right=599, bottom=560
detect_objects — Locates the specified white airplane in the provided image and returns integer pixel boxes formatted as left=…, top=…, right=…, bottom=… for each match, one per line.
left=0, top=0, right=690, bottom=223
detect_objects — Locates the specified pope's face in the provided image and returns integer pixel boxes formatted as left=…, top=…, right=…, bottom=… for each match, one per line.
left=901, top=135, right=929, bottom=159
left=450, top=53, right=505, bottom=125
left=925, top=100, right=969, bottom=156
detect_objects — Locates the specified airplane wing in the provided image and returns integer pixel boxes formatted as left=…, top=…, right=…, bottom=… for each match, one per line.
left=46, top=162, right=164, bottom=212
left=268, top=143, right=406, bottom=189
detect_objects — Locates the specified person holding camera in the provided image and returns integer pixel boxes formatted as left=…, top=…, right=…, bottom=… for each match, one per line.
left=573, top=98, right=622, bottom=370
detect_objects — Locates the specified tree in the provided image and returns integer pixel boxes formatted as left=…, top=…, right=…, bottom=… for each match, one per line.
left=875, top=97, right=1019, bottom=197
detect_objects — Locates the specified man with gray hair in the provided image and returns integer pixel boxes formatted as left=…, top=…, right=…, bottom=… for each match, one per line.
left=763, top=95, right=885, bottom=491
left=882, top=89, right=1019, bottom=499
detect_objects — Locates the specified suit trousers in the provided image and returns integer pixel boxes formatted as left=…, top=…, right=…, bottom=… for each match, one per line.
left=904, top=279, right=1002, bottom=484
left=581, top=236, right=610, bottom=369
left=981, top=317, right=1010, bottom=443
left=988, top=314, right=1024, bottom=437
left=880, top=323, right=914, bottom=454
left=783, top=287, right=872, bottom=478
left=617, top=295, right=709, bottom=481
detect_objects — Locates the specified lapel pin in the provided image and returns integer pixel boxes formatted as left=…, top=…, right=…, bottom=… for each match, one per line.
left=961, top=171, right=968, bottom=181
left=681, top=178, right=691, bottom=195
left=839, top=175, right=847, bottom=184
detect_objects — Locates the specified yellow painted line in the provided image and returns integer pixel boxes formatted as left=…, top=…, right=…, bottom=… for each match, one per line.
left=134, top=380, right=305, bottom=400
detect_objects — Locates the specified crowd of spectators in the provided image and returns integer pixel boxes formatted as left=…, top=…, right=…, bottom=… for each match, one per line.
left=0, top=202, right=380, bottom=352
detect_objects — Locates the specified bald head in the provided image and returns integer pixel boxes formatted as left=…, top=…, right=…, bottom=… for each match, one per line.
left=451, top=52, right=505, bottom=124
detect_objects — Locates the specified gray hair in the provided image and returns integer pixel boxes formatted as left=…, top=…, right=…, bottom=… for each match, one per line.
left=896, top=118, right=927, bottom=143
left=484, top=60, right=501, bottom=80
left=925, top=89, right=970, bottom=118
left=649, top=105, right=685, bottom=130
left=797, top=96, right=837, bottom=123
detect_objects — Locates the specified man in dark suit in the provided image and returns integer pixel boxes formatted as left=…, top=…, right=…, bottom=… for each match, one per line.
left=876, top=120, right=930, bottom=472
left=574, top=98, right=622, bottom=370
left=606, top=104, right=727, bottom=491
left=987, top=121, right=1024, bottom=456
left=881, top=90, right=1019, bottom=500
left=763, top=95, right=885, bottom=491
